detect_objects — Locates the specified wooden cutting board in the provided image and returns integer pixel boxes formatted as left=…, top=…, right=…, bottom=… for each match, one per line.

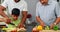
left=2, top=28, right=26, bottom=32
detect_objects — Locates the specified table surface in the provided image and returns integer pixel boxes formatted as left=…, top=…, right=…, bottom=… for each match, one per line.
left=0, top=27, right=60, bottom=32
left=39, top=30, right=60, bottom=32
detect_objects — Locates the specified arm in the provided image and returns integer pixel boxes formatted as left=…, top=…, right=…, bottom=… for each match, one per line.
left=54, top=2, right=60, bottom=24
left=21, top=11, right=27, bottom=24
left=50, top=17, right=60, bottom=29
left=21, top=2, right=28, bottom=24
left=36, top=3, right=45, bottom=27
left=0, top=5, right=9, bottom=18
left=18, top=2, right=28, bottom=28
left=0, top=0, right=11, bottom=23
left=18, top=11, right=27, bottom=28
left=36, top=16, right=43, bottom=24
left=0, top=0, right=9, bottom=18
left=54, top=17, right=60, bottom=25
left=0, top=18, right=5, bottom=22
left=50, top=2, right=60, bottom=29
left=0, top=18, right=11, bottom=24
left=36, top=16, right=45, bottom=27
left=0, top=6, right=11, bottom=24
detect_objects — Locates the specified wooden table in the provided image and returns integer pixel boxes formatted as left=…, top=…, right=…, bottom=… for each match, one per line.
left=39, top=30, right=60, bottom=32
left=2, top=28, right=26, bottom=32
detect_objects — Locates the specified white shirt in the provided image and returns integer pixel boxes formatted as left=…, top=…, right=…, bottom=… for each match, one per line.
left=36, top=1, right=60, bottom=26
left=1, top=0, right=28, bottom=17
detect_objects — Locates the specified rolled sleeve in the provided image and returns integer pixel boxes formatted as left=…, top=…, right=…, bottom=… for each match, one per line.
left=36, top=3, right=39, bottom=17
left=23, top=2, right=28, bottom=11
left=55, top=2, right=60, bottom=17
left=0, top=0, right=8, bottom=8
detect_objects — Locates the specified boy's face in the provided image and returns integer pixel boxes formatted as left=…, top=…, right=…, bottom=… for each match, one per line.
left=40, top=0, right=48, bottom=5
left=11, top=14, right=19, bottom=20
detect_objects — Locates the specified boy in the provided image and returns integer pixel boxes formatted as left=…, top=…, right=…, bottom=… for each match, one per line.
left=8, top=8, right=21, bottom=28
left=0, top=8, right=25, bottom=28
left=0, top=0, right=28, bottom=28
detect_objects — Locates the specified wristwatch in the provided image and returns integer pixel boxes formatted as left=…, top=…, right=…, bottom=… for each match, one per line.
left=54, top=23, right=57, bottom=25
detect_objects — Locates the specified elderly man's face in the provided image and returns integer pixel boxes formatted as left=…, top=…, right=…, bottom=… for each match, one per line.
left=40, top=0, right=48, bottom=5
left=14, top=0, right=20, bottom=3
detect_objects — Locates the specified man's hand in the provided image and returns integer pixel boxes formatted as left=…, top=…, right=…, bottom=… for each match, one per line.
left=36, top=16, right=45, bottom=28
left=50, top=17, right=60, bottom=29
left=32, top=26, right=39, bottom=32
left=50, top=23, right=54, bottom=29
left=17, top=11, right=27, bottom=28
left=40, top=21, right=45, bottom=28
left=17, top=23, right=25, bottom=28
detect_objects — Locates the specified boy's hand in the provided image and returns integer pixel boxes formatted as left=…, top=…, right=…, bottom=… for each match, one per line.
left=4, top=18, right=11, bottom=24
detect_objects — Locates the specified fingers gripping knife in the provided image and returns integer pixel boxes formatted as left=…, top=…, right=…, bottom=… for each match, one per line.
left=0, top=22, right=8, bottom=28
left=10, top=22, right=17, bottom=27
left=10, top=22, right=26, bottom=32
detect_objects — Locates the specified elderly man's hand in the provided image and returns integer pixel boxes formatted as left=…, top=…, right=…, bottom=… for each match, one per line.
left=40, top=21, right=45, bottom=28
left=50, top=23, right=54, bottom=29
left=32, top=26, right=39, bottom=32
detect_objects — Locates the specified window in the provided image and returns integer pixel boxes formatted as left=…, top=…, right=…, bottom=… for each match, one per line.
left=0, top=0, right=4, bottom=4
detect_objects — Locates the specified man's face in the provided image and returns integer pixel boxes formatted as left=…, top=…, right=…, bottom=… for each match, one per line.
left=40, top=0, right=48, bottom=5
left=11, top=15, right=19, bottom=20
left=14, top=0, right=20, bottom=3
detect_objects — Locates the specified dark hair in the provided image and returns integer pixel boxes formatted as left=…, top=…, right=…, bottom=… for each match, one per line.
left=12, top=8, right=20, bottom=16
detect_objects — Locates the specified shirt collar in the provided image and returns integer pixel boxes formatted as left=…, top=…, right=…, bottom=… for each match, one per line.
left=48, top=0, right=52, bottom=4
left=40, top=0, right=53, bottom=6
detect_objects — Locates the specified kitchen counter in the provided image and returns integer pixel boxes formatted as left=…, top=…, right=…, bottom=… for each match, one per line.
left=39, top=30, right=60, bottom=32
